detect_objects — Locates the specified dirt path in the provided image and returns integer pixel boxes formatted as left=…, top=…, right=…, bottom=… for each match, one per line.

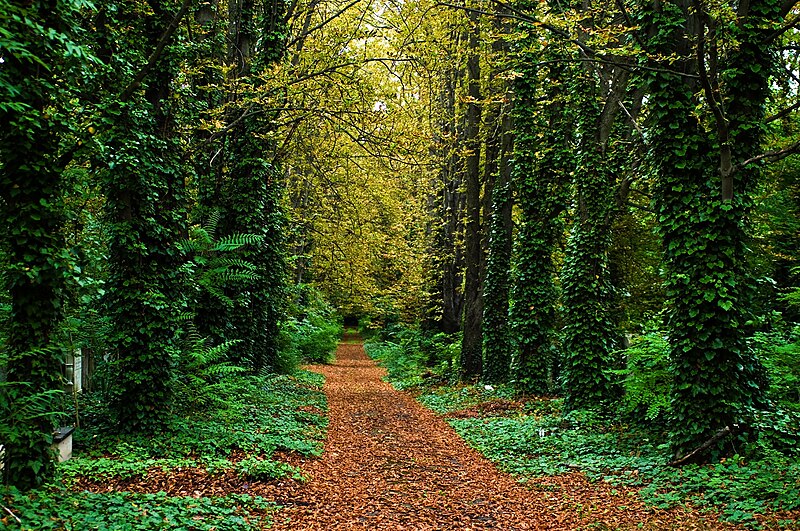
left=270, top=337, right=737, bottom=530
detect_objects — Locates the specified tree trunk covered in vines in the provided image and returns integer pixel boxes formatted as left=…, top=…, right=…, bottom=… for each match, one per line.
left=509, top=50, right=571, bottom=393
left=0, top=1, right=72, bottom=489
left=103, top=0, right=188, bottom=431
left=561, top=62, right=629, bottom=411
left=643, top=0, right=780, bottom=460
left=217, top=0, right=288, bottom=373
left=481, top=105, right=514, bottom=384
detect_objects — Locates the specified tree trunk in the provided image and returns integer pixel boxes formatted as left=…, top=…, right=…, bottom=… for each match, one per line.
left=460, top=4, right=484, bottom=379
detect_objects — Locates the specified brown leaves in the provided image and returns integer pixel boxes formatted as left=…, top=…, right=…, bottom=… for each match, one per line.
left=266, top=343, right=745, bottom=530
left=72, top=341, right=796, bottom=529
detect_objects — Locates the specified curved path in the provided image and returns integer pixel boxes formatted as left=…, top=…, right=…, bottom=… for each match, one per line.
left=270, top=337, right=735, bottom=530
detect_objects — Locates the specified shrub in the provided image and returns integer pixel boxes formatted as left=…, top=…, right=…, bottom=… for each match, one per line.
left=609, top=332, right=671, bottom=421
left=750, top=324, right=800, bottom=407
left=364, top=325, right=459, bottom=389
left=282, top=285, right=342, bottom=364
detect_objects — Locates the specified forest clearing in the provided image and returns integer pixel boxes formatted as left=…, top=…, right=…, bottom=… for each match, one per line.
left=2, top=0, right=800, bottom=528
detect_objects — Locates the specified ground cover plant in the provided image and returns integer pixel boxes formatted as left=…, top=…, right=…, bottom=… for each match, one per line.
left=0, top=370, right=327, bottom=530
left=366, top=325, right=800, bottom=530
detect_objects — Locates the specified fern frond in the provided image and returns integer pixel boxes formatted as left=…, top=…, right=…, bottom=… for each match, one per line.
left=203, top=209, right=222, bottom=240
left=212, top=233, right=264, bottom=252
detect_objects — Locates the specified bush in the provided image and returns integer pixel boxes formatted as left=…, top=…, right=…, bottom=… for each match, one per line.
left=364, top=324, right=459, bottom=389
left=282, top=285, right=342, bottom=364
left=750, top=324, right=800, bottom=407
left=609, top=332, right=671, bottom=421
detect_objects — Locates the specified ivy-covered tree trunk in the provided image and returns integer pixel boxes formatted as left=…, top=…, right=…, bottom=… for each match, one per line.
left=481, top=108, right=514, bottom=383
left=103, top=0, right=188, bottom=431
left=560, top=64, right=629, bottom=411
left=221, top=133, right=287, bottom=372
left=459, top=4, right=484, bottom=380
left=509, top=51, right=571, bottom=393
left=214, top=0, right=288, bottom=372
left=0, top=1, right=81, bottom=489
left=643, top=0, right=780, bottom=460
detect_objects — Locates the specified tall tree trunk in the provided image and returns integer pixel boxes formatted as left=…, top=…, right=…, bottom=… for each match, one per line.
left=428, top=29, right=465, bottom=336
left=509, top=50, right=572, bottom=393
left=560, top=61, right=630, bottom=411
left=644, top=0, right=780, bottom=460
left=0, top=1, right=70, bottom=488
left=460, top=3, right=484, bottom=379
left=218, top=0, right=288, bottom=372
left=481, top=99, right=514, bottom=383
left=104, top=0, right=188, bottom=431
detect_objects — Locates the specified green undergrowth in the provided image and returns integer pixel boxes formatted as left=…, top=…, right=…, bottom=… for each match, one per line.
left=1, top=370, right=327, bottom=530
left=450, top=411, right=800, bottom=528
left=1, top=489, right=275, bottom=530
left=366, top=325, right=800, bottom=529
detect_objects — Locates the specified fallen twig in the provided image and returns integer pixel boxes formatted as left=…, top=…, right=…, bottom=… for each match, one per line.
left=2, top=504, right=22, bottom=525
left=668, top=425, right=732, bottom=467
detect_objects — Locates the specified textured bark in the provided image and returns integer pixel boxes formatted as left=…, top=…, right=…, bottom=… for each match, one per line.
left=459, top=4, right=484, bottom=379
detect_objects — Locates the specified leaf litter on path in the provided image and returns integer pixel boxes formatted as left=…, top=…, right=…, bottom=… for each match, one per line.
left=77, top=340, right=793, bottom=530
left=264, top=341, right=745, bottom=530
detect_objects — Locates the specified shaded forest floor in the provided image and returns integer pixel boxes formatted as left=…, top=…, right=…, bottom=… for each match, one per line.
left=262, top=335, right=751, bottom=530
left=41, top=335, right=796, bottom=530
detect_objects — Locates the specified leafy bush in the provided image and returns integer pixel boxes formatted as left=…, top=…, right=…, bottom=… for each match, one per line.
left=750, top=324, right=800, bottom=407
left=282, top=285, right=342, bottom=364
left=0, top=379, right=67, bottom=487
left=2, top=369, right=326, bottom=529
left=75, top=371, right=327, bottom=461
left=364, top=325, right=459, bottom=389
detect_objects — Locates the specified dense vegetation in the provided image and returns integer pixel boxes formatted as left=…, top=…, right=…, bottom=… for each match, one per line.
left=2, top=369, right=328, bottom=529
left=366, top=325, right=800, bottom=528
left=1, top=0, right=799, bottom=528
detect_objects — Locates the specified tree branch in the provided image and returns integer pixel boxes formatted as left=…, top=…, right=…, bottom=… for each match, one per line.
left=668, top=426, right=732, bottom=467
left=119, top=0, right=192, bottom=102
left=693, top=0, right=733, bottom=201
left=737, top=140, right=800, bottom=169
left=285, top=0, right=362, bottom=51
left=766, top=100, right=800, bottom=123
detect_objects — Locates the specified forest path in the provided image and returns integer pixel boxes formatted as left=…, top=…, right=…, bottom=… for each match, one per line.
left=269, top=335, right=735, bottom=530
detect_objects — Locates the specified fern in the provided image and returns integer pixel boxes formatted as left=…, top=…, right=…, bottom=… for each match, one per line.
left=180, top=213, right=264, bottom=308
left=203, top=208, right=221, bottom=241
left=212, top=233, right=264, bottom=252
left=173, top=338, right=246, bottom=413
left=609, top=333, right=671, bottom=421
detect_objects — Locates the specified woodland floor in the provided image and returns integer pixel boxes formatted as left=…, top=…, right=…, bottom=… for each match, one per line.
left=78, top=335, right=770, bottom=529
left=266, top=335, right=746, bottom=530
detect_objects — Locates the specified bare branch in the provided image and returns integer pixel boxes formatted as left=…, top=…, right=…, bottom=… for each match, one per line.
left=618, top=100, right=646, bottom=142
left=669, top=426, right=732, bottom=467
left=693, top=0, right=733, bottom=201
left=765, top=100, right=800, bottom=123
left=738, top=139, right=800, bottom=168
left=285, top=0, right=362, bottom=51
